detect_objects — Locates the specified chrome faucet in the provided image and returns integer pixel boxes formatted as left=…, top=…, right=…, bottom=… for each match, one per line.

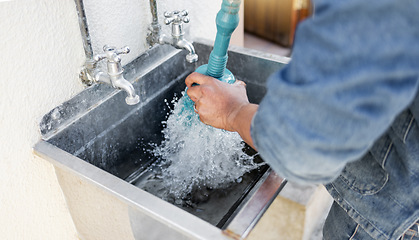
left=159, top=10, right=198, bottom=63
left=146, top=0, right=198, bottom=63
left=92, top=45, right=140, bottom=105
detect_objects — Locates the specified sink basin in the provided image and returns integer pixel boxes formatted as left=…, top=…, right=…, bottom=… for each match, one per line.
left=34, top=39, right=289, bottom=240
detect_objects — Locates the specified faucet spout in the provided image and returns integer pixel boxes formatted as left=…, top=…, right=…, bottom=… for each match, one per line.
left=175, top=39, right=199, bottom=63
left=159, top=35, right=198, bottom=63
left=94, top=71, right=140, bottom=105
left=112, top=76, right=140, bottom=105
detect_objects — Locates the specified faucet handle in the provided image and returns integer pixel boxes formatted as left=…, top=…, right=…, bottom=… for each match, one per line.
left=93, top=45, right=130, bottom=63
left=164, top=10, right=190, bottom=25
left=113, top=46, right=130, bottom=55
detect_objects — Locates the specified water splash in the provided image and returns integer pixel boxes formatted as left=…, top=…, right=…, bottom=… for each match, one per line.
left=146, top=92, right=262, bottom=202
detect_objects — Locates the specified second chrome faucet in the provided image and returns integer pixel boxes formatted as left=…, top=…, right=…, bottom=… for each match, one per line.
left=147, top=0, right=198, bottom=63
left=159, top=10, right=198, bottom=63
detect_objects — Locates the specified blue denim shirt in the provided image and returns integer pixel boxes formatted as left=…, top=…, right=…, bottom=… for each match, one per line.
left=251, top=0, right=419, bottom=239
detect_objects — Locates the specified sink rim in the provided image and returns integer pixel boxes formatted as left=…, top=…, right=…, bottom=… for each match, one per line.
left=34, top=140, right=286, bottom=239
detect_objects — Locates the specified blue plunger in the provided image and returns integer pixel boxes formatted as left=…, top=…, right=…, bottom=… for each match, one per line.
left=181, top=0, right=242, bottom=116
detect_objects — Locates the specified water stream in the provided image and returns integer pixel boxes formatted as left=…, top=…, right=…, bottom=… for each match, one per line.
left=135, top=92, right=263, bottom=204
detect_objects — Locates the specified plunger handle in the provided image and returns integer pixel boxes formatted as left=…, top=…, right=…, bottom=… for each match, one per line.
left=195, top=0, right=241, bottom=83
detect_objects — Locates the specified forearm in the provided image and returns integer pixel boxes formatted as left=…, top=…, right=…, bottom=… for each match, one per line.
left=228, top=103, right=258, bottom=150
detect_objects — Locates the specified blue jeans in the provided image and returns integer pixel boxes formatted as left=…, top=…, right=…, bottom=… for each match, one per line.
left=324, top=202, right=419, bottom=240
left=323, top=97, right=419, bottom=239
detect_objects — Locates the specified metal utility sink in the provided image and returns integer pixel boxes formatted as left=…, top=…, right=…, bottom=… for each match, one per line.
left=34, top=39, right=289, bottom=240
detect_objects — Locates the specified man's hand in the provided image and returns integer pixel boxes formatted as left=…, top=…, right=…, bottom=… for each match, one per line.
left=185, top=72, right=258, bottom=149
left=185, top=72, right=248, bottom=131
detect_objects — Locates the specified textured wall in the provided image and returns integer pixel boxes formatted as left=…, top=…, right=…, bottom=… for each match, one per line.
left=0, top=0, right=236, bottom=239
left=0, top=1, right=84, bottom=239
left=83, top=0, right=222, bottom=65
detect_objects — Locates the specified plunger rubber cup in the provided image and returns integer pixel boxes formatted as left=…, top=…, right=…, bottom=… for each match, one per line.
left=195, top=64, right=235, bottom=84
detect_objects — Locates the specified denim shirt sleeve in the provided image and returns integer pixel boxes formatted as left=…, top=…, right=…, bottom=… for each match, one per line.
left=251, top=0, right=419, bottom=184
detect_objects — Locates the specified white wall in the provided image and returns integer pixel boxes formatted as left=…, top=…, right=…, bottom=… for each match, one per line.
left=83, top=0, right=242, bottom=65
left=0, top=1, right=84, bottom=239
left=0, top=0, right=242, bottom=239
left=83, top=0, right=222, bottom=65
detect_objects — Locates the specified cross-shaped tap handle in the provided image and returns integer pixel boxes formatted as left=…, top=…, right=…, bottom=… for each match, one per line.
left=164, top=10, right=189, bottom=25
left=93, top=45, right=130, bottom=63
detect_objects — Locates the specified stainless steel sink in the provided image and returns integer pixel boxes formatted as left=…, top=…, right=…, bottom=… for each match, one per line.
left=34, top=39, right=289, bottom=240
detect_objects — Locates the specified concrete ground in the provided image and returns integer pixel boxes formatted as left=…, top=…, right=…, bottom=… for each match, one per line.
left=244, top=32, right=291, bottom=57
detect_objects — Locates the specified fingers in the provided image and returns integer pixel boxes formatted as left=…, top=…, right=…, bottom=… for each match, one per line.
left=192, top=100, right=208, bottom=125
left=186, top=85, right=200, bottom=102
left=185, top=72, right=247, bottom=104
left=186, top=72, right=246, bottom=88
left=193, top=103, right=198, bottom=113
left=185, top=72, right=215, bottom=102
left=234, top=80, right=246, bottom=87
left=185, top=72, right=209, bottom=88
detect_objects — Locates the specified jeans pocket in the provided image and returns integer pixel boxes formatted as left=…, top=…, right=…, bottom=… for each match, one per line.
left=339, top=152, right=389, bottom=195
left=399, top=222, right=419, bottom=240
left=391, top=110, right=414, bottom=144
left=323, top=202, right=375, bottom=240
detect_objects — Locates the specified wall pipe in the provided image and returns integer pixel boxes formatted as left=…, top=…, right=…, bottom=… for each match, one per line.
left=147, top=0, right=162, bottom=46
left=74, top=0, right=94, bottom=60
left=74, top=0, right=97, bottom=85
